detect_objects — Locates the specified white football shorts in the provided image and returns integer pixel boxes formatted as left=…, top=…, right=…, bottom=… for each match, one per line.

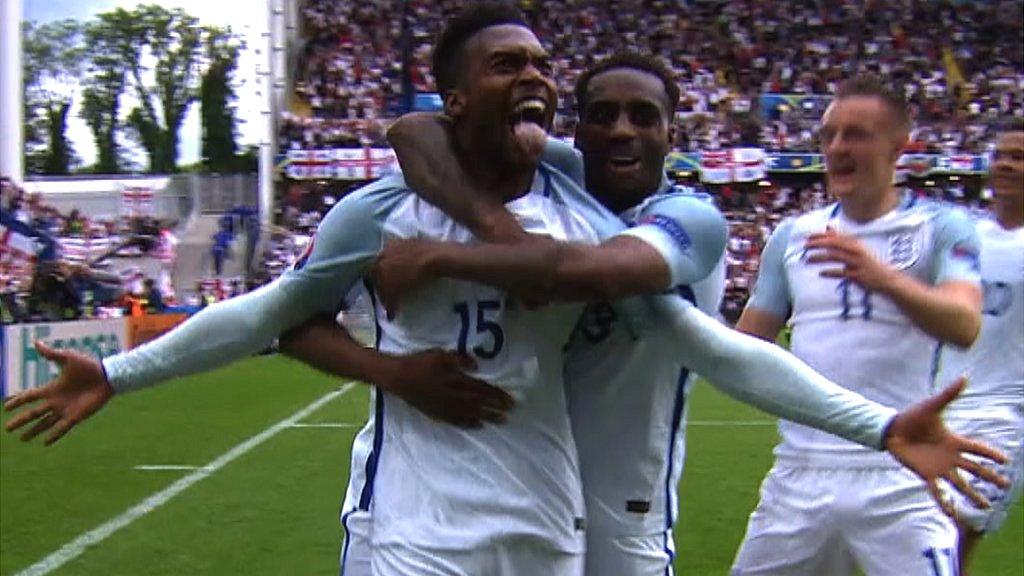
left=731, top=463, right=958, bottom=576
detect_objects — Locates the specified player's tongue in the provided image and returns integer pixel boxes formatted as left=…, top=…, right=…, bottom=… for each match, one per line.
left=513, top=122, right=546, bottom=160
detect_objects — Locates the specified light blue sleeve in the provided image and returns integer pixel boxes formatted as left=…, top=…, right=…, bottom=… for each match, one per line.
left=103, top=182, right=407, bottom=393
left=930, top=207, right=982, bottom=286
left=692, top=253, right=727, bottom=316
left=652, top=294, right=897, bottom=449
left=745, top=218, right=794, bottom=318
left=618, top=193, right=728, bottom=288
left=541, top=137, right=585, bottom=187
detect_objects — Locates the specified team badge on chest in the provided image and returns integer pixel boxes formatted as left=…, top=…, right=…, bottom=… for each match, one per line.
left=887, top=231, right=921, bottom=270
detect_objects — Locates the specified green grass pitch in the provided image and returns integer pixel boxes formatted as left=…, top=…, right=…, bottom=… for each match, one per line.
left=2, top=355, right=1021, bottom=575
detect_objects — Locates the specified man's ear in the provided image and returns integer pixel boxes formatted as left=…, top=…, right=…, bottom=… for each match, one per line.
left=444, top=90, right=467, bottom=118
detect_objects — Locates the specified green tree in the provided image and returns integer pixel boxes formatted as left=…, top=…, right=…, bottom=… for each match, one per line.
left=79, top=9, right=138, bottom=174
left=200, top=25, right=244, bottom=172
left=70, top=6, right=243, bottom=175
left=22, top=20, right=84, bottom=175
left=122, top=4, right=204, bottom=173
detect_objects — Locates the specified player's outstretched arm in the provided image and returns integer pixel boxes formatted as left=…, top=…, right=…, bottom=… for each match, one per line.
left=2, top=281, right=319, bottom=446
left=658, top=297, right=1007, bottom=511
left=4, top=340, right=113, bottom=445
left=4, top=186, right=395, bottom=448
left=388, top=113, right=526, bottom=243
left=2, top=281, right=318, bottom=446
left=280, top=316, right=514, bottom=428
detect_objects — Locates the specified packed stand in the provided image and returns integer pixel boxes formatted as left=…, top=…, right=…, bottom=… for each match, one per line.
left=288, top=0, right=1023, bottom=153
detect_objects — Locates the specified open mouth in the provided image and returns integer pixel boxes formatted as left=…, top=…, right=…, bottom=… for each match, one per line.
left=608, top=156, right=641, bottom=171
left=829, top=164, right=856, bottom=178
left=511, top=97, right=549, bottom=128
left=507, top=97, right=550, bottom=160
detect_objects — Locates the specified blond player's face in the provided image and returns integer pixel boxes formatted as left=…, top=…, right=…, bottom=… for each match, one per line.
left=819, top=97, right=905, bottom=203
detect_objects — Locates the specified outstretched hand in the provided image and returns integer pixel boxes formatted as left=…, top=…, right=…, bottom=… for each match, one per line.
left=884, top=377, right=1008, bottom=516
left=370, top=237, right=441, bottom=319
left=377, top=349, right=515, bottom=428
left=4, top=340, right=114, bottom=445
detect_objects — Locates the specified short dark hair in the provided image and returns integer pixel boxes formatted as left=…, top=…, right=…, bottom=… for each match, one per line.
left=834, top=75, right=910, bottom=130
left=574, top=52, right=680, bottom=117
left=431, top=1, right=529, bottom=96
left=994, top=117, right=1024, bottom=135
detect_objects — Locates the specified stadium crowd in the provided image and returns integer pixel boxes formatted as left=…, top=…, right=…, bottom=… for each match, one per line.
left=283, top=0, right=1024, bottom=153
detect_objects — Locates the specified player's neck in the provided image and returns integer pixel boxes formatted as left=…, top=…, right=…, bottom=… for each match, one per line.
left=992, top=195, right=1024, bottom=230
left=464, top=161, right=535, bottom=203
left=838, top=186, right=902, bottom=223
left=454, top=130, right=536, bottom=202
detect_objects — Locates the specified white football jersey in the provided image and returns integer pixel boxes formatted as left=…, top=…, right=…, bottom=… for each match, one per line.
left=940, top=219, right=1024, bottom=414
left=361, top=167, right=601, bottom=554
left=565, top=188, right=727, bottom=537
left=337, top=283, right=379, bottom=540
left=100, top=162, right=619, bottom=556
left=747, top=195, right=982, bottom=466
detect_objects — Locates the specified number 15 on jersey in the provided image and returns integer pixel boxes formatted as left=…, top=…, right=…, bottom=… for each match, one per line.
left=454, top=300, right=505, bottom=359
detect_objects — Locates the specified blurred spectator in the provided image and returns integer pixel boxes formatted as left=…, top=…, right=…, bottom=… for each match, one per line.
left=26, top=262, right=83, bottom=321
left=211, top=229, right=231, bottom=276
left=144, top=277, right=165, bottom=313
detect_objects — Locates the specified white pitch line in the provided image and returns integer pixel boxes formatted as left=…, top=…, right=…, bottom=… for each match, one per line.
left=133, top=465, right=201, bottom=471
left=14, top=382, right=356, bottom=576
left=289, top=422, right=360, bottom=429
left=687, top=420, right=775, bottom=426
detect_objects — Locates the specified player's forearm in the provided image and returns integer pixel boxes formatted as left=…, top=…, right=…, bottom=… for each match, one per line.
left=551, top=243, right=671, bottom=300
left=428, top=239, right=560, bottom=297
left=655, top=295, right=897, bottom=449
left=734, top=307, right=788, bottom=343
left=103, top=282, right=315, bottom=393
left=279, top=317, right=393, bottom=385
left=878, top=275, right=981, bottom=348
left=388, top=113, right=516, bottom=242
left=430, top=240, right=668, bottom=302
